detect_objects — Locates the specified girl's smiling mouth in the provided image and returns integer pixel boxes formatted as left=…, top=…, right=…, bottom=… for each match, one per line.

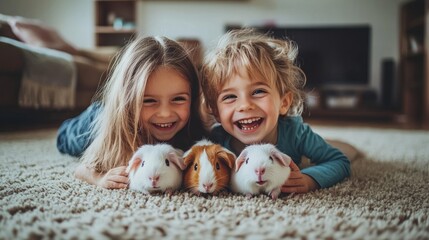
left=153, top=122, right=176, bottom=130
left=234, top=117, right=263, bottom=131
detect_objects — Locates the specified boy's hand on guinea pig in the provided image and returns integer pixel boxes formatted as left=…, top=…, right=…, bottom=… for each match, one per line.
left=97, top=166, right=129, bottom=189
left=281, top=161, right=319, bottom=193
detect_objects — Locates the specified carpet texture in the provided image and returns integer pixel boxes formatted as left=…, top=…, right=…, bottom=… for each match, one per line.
left=0, top=126, right=428, bottom=239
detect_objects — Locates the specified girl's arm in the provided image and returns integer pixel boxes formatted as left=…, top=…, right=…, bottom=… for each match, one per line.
left=74, top=163, right=128, bottom=189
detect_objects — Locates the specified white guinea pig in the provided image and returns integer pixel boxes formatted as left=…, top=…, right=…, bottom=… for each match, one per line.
left=230, top=144, right=292, bottom=200
left=126, top=144, right=185, bottom=194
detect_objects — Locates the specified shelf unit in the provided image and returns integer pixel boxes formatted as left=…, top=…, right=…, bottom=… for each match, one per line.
left=94, top=0, right=137, bottom=47
left=399, top=0, right=429, bottom=128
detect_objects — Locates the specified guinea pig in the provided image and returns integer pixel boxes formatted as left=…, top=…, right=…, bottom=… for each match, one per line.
left=230, top=144, right=292, bottom=200
left=126, top=143, right=185, bottom=194
left=183, top=139, right=236, bottom=195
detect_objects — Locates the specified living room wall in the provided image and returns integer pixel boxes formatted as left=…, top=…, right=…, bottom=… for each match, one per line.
left=0, top=0, right=408, bottom=99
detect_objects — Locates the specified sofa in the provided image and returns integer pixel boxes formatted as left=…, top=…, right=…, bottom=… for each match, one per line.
left=0, top=15, right=116, bottom=127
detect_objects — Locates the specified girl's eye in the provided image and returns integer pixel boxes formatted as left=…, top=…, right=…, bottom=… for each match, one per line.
left=194, top=163, right=198, bottom=171
left=141, top=161, right=145, bottom=167
left=143, top=98, right=157, bottom=105
left=245, top=158, right=249, bottom=164
left=165, top=159, right=170, bottom=167
left=215, top=162, right=220, bottom=170
left=172, top=96, right=188, bottom=103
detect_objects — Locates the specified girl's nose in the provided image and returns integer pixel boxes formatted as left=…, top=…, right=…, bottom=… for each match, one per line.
left=157, top=103, right=172, bottom=117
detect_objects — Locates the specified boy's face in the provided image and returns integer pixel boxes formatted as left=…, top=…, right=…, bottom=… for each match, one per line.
left=215, top=68, right=292, bottom=145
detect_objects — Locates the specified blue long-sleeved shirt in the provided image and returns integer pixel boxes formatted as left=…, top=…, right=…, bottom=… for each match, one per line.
left=209, top=116, right=351, bottom=188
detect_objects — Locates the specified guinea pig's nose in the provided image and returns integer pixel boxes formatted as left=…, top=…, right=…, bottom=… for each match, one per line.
left=149, top=175, right=160, bottom=183
left=203, top=183, right=213, bottom=191
left=255, top=168, right=265, bottom=176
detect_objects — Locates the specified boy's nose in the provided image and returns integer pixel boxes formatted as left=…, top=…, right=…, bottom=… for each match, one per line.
left=237, top=98, right=254, bottom=112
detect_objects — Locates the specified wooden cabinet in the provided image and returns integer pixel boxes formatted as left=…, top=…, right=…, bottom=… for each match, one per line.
left=399, top=0, right=429, bottom=128
left=94, top=0, right=137, bottom=47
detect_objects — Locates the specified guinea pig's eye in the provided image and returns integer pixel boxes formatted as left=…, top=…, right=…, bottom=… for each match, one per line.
left=269, top=156, right=273, bottom=162
left=141, top=161, right=145, bottom=167
left=245, top=158, right=249, bottom=164
left=165, top=159, right=170, bottom=167
left=194, top=163, right=198, bottom=171
left=215, top=162, right=220, bottom=170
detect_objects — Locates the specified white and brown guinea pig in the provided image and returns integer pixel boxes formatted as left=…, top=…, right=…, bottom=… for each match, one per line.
left=126, top=144, right=185, bottom=194
left=183, top=139, right=236, bottom=195
left=230, top=144, right=292, bottom=200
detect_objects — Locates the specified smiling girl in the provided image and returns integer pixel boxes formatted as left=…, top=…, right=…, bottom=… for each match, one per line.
left=57, top=36, right=205, bottom=189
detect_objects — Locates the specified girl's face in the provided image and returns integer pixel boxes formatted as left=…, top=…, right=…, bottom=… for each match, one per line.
left=215, top=67, right=291, bottom=145
left=141, top=66, right=191, bottom=142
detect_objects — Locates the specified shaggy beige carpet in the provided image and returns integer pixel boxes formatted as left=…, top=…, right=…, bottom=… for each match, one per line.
left=0, top=126, right=428, bottom=240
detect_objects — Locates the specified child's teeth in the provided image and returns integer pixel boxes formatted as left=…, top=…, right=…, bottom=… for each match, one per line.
left=157, top=123, right=173, bottom=128
left=242, top=125, right=258, bottom=131
left=239, top=118, right=260, bottom=124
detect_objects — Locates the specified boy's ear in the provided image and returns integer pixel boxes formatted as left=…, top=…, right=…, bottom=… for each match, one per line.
left=280, top=92, right=293, bottom=115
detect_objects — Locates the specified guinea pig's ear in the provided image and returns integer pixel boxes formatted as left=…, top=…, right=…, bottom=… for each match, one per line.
left=168, top=151, right=186, bottom=170
left=127, top=157, right=142, bottom=174
left=182, top=149, right=195, bottom=168
left=175, top=148, right=184, bottom=157
left=235, top=150, right=248, bottom=172
left=270, top=147, right=292, bottom=167
left=183, top=147, right=192, bottom=159
left=216, top=148, right=236, bottom=170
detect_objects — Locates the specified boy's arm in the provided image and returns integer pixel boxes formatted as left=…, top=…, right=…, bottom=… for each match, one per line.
left=298, top=124, right=351, bottom=189
left=74, top=163, right=128, bottom=189
left=282, top=160, right=320, bottom=193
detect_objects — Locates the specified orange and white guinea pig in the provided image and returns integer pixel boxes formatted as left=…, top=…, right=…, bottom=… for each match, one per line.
left=183, top=139, right=236, bottom=195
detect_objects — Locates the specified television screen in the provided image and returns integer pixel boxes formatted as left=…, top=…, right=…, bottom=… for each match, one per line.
left=226, top=26, right=371, bottom=90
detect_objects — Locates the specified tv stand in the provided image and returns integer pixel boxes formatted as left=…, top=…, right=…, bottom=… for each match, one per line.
left=305, top=87, right=377, bottom=110
left=303, top=87, right=401, bottom=123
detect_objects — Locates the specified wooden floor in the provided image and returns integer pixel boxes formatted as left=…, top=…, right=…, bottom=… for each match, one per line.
left=0, top=109, right=80, bottom=132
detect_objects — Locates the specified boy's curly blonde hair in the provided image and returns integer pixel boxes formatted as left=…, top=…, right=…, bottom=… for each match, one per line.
left=201, top=28, right=306, bottom=122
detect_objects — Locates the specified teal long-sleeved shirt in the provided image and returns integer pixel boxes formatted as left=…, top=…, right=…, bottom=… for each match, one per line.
left=210, top=116, right=351, bottom=189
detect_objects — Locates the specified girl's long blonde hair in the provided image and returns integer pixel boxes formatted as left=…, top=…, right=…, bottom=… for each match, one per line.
left=81, top=36, right=204, bottom=172
left=201, top=28, right=306, bottom=119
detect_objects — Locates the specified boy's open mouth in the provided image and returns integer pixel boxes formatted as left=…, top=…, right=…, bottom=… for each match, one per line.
left=153, top=122, right=176, bottom=130
left=234, top=117, right=263, bottom=131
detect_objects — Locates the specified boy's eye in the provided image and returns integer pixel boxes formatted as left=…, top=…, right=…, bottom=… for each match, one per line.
left=221, top=94, right=236, bottom=102
left=252, top=89, right=267, bottom=95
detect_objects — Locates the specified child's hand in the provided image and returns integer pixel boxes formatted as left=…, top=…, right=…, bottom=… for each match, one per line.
left=281, top=161, right=319, bottom=193
left=97, top=166, right=129, bottom=189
